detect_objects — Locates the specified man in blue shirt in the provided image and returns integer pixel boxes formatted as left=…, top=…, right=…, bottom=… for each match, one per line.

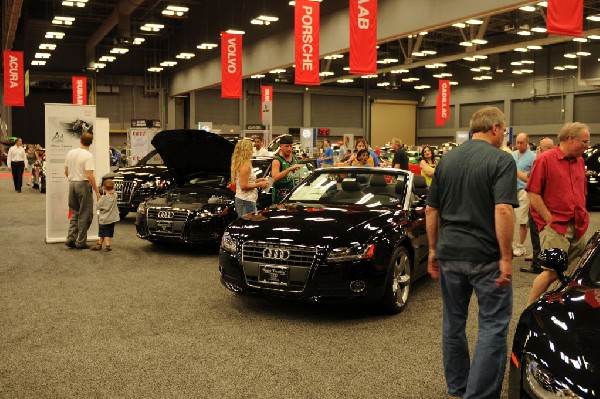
left=321, top=139, right=334, bottom=167
left=512, top=133, right=536, bottom=258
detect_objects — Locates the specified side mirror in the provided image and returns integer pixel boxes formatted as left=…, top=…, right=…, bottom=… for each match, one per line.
left=538, top=248, right=568, bottom=283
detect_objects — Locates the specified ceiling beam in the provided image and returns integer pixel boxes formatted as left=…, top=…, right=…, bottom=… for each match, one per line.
left=3, top=0, right=24, bottom=50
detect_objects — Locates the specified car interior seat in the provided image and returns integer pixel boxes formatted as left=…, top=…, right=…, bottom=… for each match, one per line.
left=412, top=175, right=428, bottom=198
left=364, top=174, right=391, bottom=195
left=332, top=178, right=365, bottom=202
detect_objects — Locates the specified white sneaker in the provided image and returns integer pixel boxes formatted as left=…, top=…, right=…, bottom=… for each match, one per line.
left=513, top=244, right=526, bottom=257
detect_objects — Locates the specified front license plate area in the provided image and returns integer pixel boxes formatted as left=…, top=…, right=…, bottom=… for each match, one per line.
left=156, top=221, right=173, bottom=232
left=258, top=265, right=290, bottom=286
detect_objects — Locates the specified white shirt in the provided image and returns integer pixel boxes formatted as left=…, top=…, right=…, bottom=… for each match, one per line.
left=253, top=147, right=270, bottom=157
left=65, top=148, right=95, bottom=181
left=7, top=145, right=27, bottom=167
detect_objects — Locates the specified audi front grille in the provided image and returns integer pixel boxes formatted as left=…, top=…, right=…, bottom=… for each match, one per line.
left=147, top=208, right=189, bottom=222
left=242, top=242, right=316, bottom=267
left=115, top=180, right=136, bottom=204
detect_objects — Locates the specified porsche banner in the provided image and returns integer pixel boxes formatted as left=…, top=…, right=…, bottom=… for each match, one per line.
left=349, top=0, right=377, bottom=75
left=72, top=76, right=87, bottom=105
left=436, top=80, right=451, bottom=127
left=295, top=0, right=320, bottom=86
left=3, top=51, right=25, bottom=106
left=221, top=32, right=243, bottom=99
left=547, top=0, right=583, bottom=37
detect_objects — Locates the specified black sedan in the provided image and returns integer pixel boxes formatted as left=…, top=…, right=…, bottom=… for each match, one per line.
left=585, top=144, right=600, bottom=209
left=219, top=167, right=429, bottom=314
left=509, top=231, right=600, bottom=398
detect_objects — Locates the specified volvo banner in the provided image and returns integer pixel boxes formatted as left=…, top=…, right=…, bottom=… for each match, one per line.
left=221, top=32, right=243, bottom=99
left=295, top=0, right=320, bottom=86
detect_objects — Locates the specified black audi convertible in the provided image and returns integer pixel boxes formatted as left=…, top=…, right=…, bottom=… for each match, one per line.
left=219, top=167, right=429, bottom=314
left=509, top=231, right=600, bottom=398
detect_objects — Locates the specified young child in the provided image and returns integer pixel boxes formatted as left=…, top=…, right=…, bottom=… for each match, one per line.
left=353, top=149, right=371, bottom=167
left=92, top=179, right=120, bottom=251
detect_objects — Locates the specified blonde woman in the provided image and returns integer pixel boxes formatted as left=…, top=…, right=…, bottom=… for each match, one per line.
left=230, top=140, right=269, bottom=216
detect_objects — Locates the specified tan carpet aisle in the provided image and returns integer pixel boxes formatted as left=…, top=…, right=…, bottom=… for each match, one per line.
left=2, top=174, right=598, bottom=398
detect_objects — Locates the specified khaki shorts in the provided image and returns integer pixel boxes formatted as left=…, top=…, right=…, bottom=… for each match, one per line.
left=514, top=189, right=530, bottom=225
left=539, top=223, right=586, bottom=274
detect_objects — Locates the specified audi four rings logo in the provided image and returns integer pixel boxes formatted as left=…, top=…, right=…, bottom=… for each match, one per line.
left=263, top=248, right=290, bottom=260
left=157, top=211, right=174, bottom=219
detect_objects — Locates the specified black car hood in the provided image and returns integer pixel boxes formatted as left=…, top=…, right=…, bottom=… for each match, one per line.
left=151, top=129, right=234, bottom=179
left=146, top=186, right=233, bottom=210
left=109, top=165, right=170, bottom=181
left=229, top=205, right=395, bottom=246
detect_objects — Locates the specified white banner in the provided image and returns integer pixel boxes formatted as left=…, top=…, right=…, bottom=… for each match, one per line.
left=128, top=127, right=160, bottom=164
left=45, top=104, right=98, bottom=243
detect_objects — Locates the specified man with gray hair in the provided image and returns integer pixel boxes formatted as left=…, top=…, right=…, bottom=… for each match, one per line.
left=512, top=133, right=536, bottom=257
left=525, top=123, right=590, bottom=305
left=391, top=138, right=408, bottom=170
left=426, top=106, right=517, bottom=398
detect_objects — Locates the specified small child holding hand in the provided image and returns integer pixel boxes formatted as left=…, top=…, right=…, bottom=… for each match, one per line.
left=91, top=179, right=120, bottom=251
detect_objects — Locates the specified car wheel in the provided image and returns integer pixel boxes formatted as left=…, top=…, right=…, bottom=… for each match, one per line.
left=380, top=246, right=412, bottom=314
left=119, top=210, right=129, bottom=219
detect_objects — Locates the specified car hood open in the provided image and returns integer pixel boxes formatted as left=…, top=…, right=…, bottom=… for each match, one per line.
left=151, top=129, right=234, bottom=179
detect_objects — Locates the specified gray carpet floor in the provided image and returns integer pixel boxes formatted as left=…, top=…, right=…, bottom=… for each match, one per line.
left=1, top=173, right=598, bottom=399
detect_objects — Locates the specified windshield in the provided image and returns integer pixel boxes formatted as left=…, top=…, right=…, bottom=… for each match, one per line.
left=288, top=168, right=409, bottom=208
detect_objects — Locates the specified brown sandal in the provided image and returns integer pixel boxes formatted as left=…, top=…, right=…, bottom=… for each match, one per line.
left=91, top=243, right=102, bottom=250
left=105, top=245, right=112, bottom=251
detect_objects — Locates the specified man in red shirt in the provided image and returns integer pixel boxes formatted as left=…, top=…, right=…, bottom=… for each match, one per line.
left=525, top=122, right=590, bottom=305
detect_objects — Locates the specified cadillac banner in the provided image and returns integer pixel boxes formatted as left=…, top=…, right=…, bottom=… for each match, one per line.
left=349, top=0, right=377, bottom=75
left=436, top=79, right=451, bottom=127
left=3, top=50, right=25, bottom=107
left=72, top=76, right=87, bottom=105
left=295, top=0, right=320, bottom=86
left=221, top=32, right=243, bottom=99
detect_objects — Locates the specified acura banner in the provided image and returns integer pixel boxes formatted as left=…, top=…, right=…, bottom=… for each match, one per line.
left=295, top=0, right=320, bottom=86
left=221, top=32, right=243, bottom=99
left=3, top=50, right=25, bottom=106
left=349, top=0, right=377, bottom=75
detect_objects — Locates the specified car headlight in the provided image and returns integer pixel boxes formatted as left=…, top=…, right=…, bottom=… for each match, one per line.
left=327, top=243, right=375, bottom=262
left=137, top=202, right=147, bottom=215
left=221, top=232, right=237, bottom=253
left=524, top=354, right=583, bottom=398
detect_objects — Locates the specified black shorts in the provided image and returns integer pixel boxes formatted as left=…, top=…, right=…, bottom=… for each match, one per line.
left=99, top=223, right=116, bottom=238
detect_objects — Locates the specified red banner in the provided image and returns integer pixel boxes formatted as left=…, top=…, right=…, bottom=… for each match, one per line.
left=261, top=85, right=272, bottom=103
left=72, top=76, right=87, bottom=105
left=295, top=0, right=320, bottom=86
left=221, top=32, right=243, bottom=99
left=547, top=0, right=583, bottom=37
left=349, top=0, right=377, bottom=75
left=436, top=79, right=451, bottom=127
left=3, top=51, right=25, bottom=106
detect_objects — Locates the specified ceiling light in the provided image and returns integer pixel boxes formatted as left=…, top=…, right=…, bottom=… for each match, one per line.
left=176, top=52, right=195, bottom=59
left=449, top=81, right=459, bottom=85
left=511, top=70, right=523, bottom=75
left=466, top=19, right=483, bottom=25
left=99, top=56, right=116, bottom=62
left=52, top=16, right=75, bottom=25
left=110, top=48, right=129, bottom=54
left=269, top=69, right=286, bottom=73
left=402, top=77, right=419, bottom=82
left=343, top=66, right=351, bottom=71
left=197, top=43, right=218, bottom=50
left=464, top=56, right=477, bottom=61
left=289, top=0, right=295, bottom=4
left=479, top=66, right=491, bottom=71
left=414, top=85, right=431, bottom=90
left=160, top=61, right=178, bottom=67
left=440, top=72, right=452, bottom=77
left=573, top=37, right=588, bottom=42
left=319, top=71, right=334, bottom=76
left=62, top=0, right=88, bottom=6
left=419, top=31, right=428, bottom=35
left=471, top=39, right=488, bottom=45
left=554, top=66, right=566, bottom=70
left=39, top=43, right=56, bottom=50
left=377, top=82, right=391, bottom=87
left=425, top=64, right=437, bottom=69
left=226, top=28, right=245, bottom=35
left=521, top=59, right=535, bottom=64
left=452, top=22, right=466, bottom=28
left=31, top=60, right=46, bottom=66
left=511, top=61, right=523, bottom=66
left=93, top=62, right=106, bottom=69
left=576, top=51, right=591, bottom=56
left=586, top=14, right=600, bottom=22
left=521, top=69, right=534, bottom=74
left=422, top=50, right=437, bottom=55
left=481, top=75, right=492, bottom=80
left=141, top=23, right=164, bottom=32
left=517, top=30, right=532, bottom=36
left=514, top=47, right=528, bottom=52
left=361, top=74, right=378, bottom=78
left=162, top=5, right=189, bottom=17
left=45, top=32, right=65, bottom=39
left=587, top=35, right=600, bottom=40
left=411, top=51, right=425, bottom=57
left=251, top=74, right=266, bottom=79
left=474, top=55, right=488, bottom=60
left=337, top=79, right=354, bottom=83
left=148, top=67, right=163, bottom=72
left=433, top=74, right=444, bottom=78
left=459, top=41, right=473, bottom=47
left=132, top=38, right=145, bottom=45
left=564, top=64, right=578, bottom=69
left=391, top=69, right=409, bottom=74
left=527, top=45, right=543, bottom=50
left=519, top=5, right=536, bottom=12
left=35, top=52, right=51, bottom=59
left=531, top=27, right=547, bottom=33
left=324, top=54, right=344, bottom=60
left=537, top=1, right=548, bottom=6
left=470, top=67, right=481, bottom=72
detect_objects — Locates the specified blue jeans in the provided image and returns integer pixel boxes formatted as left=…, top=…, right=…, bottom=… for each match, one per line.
left=439, top=260, right=512, bottom=399
left=235, top=197, right=256, bottom=217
